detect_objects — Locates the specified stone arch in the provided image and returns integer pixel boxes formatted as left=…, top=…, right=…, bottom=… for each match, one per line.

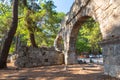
left=65, top=16, right=91, bottom=64
left=55, top=0, right=120, bottom=78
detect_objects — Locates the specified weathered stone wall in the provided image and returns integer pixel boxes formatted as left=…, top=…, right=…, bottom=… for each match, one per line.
left=54, top=0, right=120, bottom=78
left=15, top=46, right=64, bottom=68
left=100, top=38, right=120, bottom=78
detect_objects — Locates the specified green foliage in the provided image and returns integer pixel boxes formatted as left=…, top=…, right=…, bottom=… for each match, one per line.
left=76, top=18, right=102, bottom=54
left=0, top=0, right=65, bottom=53
left=0, top=3, right=12, bottom=38
left=17, top=0, right=65, bottom=47
left=30, top=1, right=65, bottom=46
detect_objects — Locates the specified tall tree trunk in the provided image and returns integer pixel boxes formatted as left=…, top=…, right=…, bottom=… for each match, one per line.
left=29, top=33, right=38, bottom=47
left=0, top=0, right=18, bottom=69
left=23, top=0, right=38, bottom=47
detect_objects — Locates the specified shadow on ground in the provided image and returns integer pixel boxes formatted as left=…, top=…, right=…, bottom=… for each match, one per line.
left=2, top=63, right=119, bottom=80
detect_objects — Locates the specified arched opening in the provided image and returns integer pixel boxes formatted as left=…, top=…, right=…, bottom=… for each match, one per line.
left=75, top=18, right=102, bottom=64
left=68, top=16, right=102, bottom=64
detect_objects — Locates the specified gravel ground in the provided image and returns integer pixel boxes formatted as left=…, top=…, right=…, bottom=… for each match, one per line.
left=0, top=62, right=119, bottom=80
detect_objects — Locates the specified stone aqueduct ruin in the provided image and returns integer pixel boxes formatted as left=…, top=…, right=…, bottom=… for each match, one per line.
left=15, top=0, right=120, bottom=78
left=54, top=0, right=120, bottom=78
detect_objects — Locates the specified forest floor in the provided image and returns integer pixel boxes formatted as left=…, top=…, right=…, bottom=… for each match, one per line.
left=0, top=62, right=119, bottom=80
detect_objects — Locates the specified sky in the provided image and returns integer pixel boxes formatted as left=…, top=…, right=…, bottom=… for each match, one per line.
left=0, top=0, right=74, bottom=13
left=53, top=0, right=74, bottom=13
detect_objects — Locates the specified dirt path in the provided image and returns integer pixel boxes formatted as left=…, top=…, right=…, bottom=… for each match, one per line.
left=0, top=63, right=104, bottom=80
